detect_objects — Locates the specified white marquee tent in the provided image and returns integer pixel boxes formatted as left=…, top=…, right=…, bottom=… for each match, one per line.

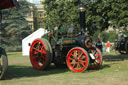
left=22, top=28, right=48, bottom=56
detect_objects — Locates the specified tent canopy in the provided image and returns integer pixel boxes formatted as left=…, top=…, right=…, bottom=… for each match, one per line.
left=0, top=0, right=18, bottom=10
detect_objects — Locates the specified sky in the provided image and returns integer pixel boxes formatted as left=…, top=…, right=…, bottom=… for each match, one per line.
left=26, top=0, right=39, bottom=4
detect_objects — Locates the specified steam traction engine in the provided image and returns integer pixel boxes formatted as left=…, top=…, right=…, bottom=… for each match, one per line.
left=114, top=32, right=128, bottom=54
left=29, top=3, right=103, bottom=72
left=0, top=0, right=18, bottom=79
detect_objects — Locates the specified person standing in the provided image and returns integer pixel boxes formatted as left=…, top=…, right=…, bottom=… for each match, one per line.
left=96, top=38, right=103, bottom=53
left=106, top=41, right=111, bottom=53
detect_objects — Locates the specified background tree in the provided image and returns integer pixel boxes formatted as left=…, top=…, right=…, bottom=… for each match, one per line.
left=0, top=0, right=33, bottom=51
left=42, top=0, right=79, bottom=30
left=42, top=0, right=128, bottom=33
left=106, top=0, right=128, bottom=29
left=86, top=0, right=128, bottom=34
left=92, top=30, right=117, bottom=42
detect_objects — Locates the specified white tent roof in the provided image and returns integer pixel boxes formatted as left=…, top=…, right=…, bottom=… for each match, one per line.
left=22, top=28, right=48, bottom=56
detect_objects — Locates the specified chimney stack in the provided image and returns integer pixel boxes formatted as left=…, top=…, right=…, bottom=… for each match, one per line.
left=79, top=3, right=87, bottom=32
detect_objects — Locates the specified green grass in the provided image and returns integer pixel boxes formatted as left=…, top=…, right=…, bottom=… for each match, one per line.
left=0, top=52, right=128, bottom=85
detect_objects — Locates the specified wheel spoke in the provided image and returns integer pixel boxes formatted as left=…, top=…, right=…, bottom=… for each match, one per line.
left=77, top=51, right=81, bottom=56
left=81, top=61, right=86, bottom=65
left=33, top=47, right=41, bottom=52
left=70, top=57, right=75, bottom=60
left=40, top=45, right=45, bottom=50
left=80, top=61, right=85, bottom=67
left=78, top=52, right=83, bottom=59
left=33, top=48, right=38, bottom=51
left=76, top=63, right=79, bottom=69
left=38, top=42, right=41, bottom=50
left=74, top=50, right=78, bottom=57
left=77, top=63, right=81, bottom=69
left=72, top=63, right=76, bottom=68
left=71, top=54, right=77, bottom=59
left=71, top=60, right=76, bottom=64
left=80, top=55, right=86, bottom=60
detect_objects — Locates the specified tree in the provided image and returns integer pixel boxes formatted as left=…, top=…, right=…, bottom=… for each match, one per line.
left=42, top=0, right=128, bottom=34
left=42, top=0, right=79, bottom=30
left=0, top=0, right=33, bottom=51
left=86, top=0, right=128, bottom=34
left=106, top=0, right=128, bottom=29
left=92, top=30, right=117, bottom=42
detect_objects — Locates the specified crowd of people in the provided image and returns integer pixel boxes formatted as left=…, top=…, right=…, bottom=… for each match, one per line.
left=94, top=29, right=128, bottom=54
left=95, top=37, right=112, bottom=54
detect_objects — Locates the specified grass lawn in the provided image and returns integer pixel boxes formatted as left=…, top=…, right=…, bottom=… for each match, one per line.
left=0, top=52, right=128, bottom=85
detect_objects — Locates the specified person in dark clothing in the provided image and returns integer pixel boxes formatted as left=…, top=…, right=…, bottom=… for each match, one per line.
left=96, top=38, right=103, bottom=53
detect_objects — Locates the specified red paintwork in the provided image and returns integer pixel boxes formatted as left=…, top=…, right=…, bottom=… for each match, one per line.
left=66, top=47, right=89, bottom=72
left=85, top=37, right=92, bottom=48
left=0, top=0, right=18, bottom=10
left=30, top=39, right=47, bottom=70
left=64, top=41, right=71, bottom=43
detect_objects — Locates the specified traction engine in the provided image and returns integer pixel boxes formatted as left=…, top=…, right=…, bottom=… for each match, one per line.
left=29, top=3, right=103, bottom=72
left=114, top=33, right=128, bottom=54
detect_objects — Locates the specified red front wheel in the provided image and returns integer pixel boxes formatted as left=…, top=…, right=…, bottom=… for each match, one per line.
left=66, top=47, right=89, bottom=72
left=29, top=38, right=52, bottom=70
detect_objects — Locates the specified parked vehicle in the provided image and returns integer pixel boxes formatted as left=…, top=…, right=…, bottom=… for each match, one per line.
left=29, top=3, right=103, bottom=72
left=114, top=31, right=128, bottom=54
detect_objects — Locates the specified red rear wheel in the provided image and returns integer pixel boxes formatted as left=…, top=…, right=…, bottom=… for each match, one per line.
left=30, top=38, right=52, bottom=70
left=66, top=47, right=89, bottom=72
left=88, top=48, right=103, bottom=70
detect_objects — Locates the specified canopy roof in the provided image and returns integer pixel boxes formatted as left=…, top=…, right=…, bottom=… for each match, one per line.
left=0, top=0, right=18, bottom=10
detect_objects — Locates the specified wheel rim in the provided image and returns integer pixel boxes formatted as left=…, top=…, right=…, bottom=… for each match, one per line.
left=30, top=39, right=47, bottom=70
left=85, top=38, right=92, bottom=48
left=0, top=57, right=3, bottom=76
left=88, top=49, right=102, bottom=69
left=67, top=48, right=89, bottom=72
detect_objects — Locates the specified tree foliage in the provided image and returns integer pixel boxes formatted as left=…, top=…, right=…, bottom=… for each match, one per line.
left=92, top=30, right=117, bottom=42
left=42, top=0, right=128, bottom=33
left=0, top=0, right=33, bottom=51
left=42, top=0, right=79, bottom=30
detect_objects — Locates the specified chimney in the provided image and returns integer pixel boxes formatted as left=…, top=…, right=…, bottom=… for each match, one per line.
left=79, top=3, right=86, bottom=32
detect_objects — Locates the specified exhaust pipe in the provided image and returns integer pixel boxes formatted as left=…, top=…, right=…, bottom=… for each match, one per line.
left=79, top=3, right=86, bottom=33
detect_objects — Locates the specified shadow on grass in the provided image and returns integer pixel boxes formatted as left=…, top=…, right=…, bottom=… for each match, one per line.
left=5, top=65, right=69, bottom=80
left=4, top=64, right=110, bottom=80
left=100, top=64, right=111, bottom=69
left=87, top=64, right=111, bottom=72
left=103, top=54, right=128, bottom=62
